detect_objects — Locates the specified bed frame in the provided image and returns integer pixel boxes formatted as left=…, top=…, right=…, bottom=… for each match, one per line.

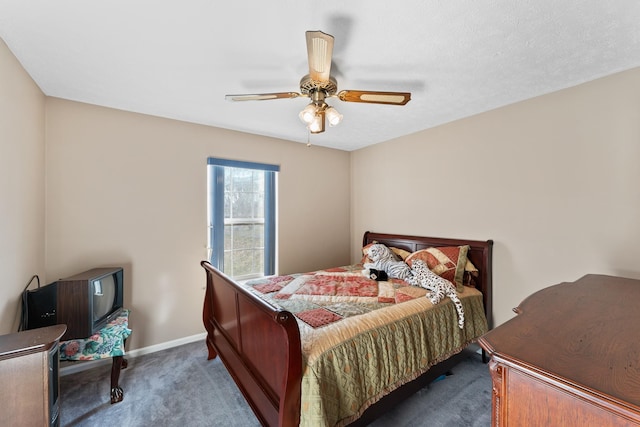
left=201, top=231, right=493, bottom=427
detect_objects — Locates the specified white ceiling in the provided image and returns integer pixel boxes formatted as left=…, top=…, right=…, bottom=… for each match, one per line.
left=1, top=1, right=639, bottom=151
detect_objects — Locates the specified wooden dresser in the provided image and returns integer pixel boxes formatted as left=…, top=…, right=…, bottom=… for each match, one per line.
left=478, top=274, right=640, bottom=426
left=0, top=324, right=66, bottom=426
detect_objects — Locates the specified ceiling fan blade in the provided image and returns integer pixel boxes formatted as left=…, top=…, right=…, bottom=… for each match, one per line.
left=225, top=92, right=302, bottom=101
left=337, top=90, right=411, bottom=105
left=306, top=31, right=334, bottom=83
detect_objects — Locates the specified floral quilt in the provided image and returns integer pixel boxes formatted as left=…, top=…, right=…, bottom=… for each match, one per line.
left=250, top=264, right=442, bottom=328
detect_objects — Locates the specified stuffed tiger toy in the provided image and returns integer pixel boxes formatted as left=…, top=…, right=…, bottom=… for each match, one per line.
left=410, top=258, right=465, bottom=329
left=362, top=243, right=414, bottom=282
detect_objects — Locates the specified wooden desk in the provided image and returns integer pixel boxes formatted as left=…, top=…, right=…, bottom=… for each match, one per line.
left=479, top=274, right=640, bottom=426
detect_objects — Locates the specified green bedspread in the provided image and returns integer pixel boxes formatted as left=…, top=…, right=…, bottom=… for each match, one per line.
left=245, top=264, right=488, bottom=426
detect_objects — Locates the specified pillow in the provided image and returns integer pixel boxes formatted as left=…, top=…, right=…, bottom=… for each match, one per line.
left=361, top=242, right=411, bottom=264
left=463, top=259, right=480, bottom=288
left=390, top=247, right=412, bottom=260
left=361, top=242, right=375, bottom=263
left=405, top=245, right=470, bottom=292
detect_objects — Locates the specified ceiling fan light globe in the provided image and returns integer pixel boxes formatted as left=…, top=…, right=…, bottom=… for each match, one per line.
left=309, top=113, right=325, bottom=133
left=325, top=107, right=343, bottom=127
left=299, top=104, right=317, bottom=124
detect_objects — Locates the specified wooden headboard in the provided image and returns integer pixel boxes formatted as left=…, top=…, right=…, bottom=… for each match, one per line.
left=363, top=231, right=494, bottom=328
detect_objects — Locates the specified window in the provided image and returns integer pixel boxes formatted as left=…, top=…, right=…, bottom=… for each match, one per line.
left=207, top=158, right=278, bottom=279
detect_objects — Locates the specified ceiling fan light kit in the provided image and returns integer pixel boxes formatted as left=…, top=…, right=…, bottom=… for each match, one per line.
left=225, top=30, right=411, bottom=136
left=298, top=87, right=343, bottom=134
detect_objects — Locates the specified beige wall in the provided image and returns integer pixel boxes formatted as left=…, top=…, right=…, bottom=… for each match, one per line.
left=351, top=67, right=640, bottom=327
left=0, top=39, right=46, bottom=334
left=44, top=99, right=351, bottom=349
left=3, top=32, right=640, bottom=348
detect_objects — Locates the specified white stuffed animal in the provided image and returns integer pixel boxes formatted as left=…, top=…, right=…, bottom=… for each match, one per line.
left=363, top=244, right=414, bottom=282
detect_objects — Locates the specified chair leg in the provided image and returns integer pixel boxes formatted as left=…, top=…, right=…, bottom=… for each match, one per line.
left=110, top=356, right=126, bottom=404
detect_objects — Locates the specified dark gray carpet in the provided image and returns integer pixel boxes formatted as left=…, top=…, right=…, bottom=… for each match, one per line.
left=60, top=341, right=491, bottom=426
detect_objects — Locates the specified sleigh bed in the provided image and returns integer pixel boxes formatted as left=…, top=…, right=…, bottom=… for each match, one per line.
left=201, top=231, right=493, bottom=427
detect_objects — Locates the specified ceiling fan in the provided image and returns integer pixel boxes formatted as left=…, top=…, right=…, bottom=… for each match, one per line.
left=225, top=31, right=411, bottom=134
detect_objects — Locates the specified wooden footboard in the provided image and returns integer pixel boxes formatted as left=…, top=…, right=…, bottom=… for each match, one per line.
left=202, top=231, right=493, bottom=427
left=201, top=261, right=302, bottom=427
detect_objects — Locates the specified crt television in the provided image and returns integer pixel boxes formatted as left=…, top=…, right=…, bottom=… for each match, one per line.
left=23, top=267, right=124, bottom=340
left=57, top=267, right=124, bottom=340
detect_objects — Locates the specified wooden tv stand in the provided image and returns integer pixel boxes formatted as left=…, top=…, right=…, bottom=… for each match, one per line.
left=479, top=274, right=640, bottom=426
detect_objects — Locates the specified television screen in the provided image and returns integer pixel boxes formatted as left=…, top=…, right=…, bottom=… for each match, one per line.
left=92, top=274, right=117, bottom=321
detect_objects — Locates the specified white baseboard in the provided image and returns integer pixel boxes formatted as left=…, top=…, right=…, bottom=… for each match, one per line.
left=59, top=332, right=207, bottom=376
